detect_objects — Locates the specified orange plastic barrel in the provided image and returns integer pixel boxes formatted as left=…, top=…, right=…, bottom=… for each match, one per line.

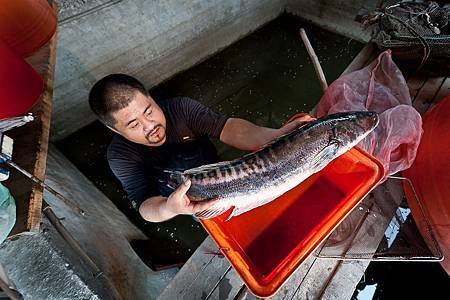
left=201, top=147, right=383, bottom=297
left=403, top=94, right=450, bottom=275
left=0, top=0, right=56, bottom=57
left=0, top=39, right=43, bottom=119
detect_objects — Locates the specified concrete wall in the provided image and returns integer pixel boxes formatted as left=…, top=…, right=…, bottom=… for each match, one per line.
left=0, top=229, right=104, bottom=299
left=42, top=144, right=178, bottom=299
left=286, top=0, right=373, bottom=43
left=52, top=0, right=287, bottom=140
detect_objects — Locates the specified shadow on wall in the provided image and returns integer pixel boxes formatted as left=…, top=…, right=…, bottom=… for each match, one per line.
left=53, top=46, right=98, bottom=139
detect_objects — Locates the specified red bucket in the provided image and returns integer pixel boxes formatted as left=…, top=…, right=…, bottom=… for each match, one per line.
left=0, top=39, right=43, bottom=119
left=0, top=0, right=56, bottom=57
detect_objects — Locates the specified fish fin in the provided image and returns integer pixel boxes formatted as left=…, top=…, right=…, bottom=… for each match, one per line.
left=185, top=160, right=232, bottom=174
left=225, top=198, right=275, bottom=221
left=225, top=204, right=252, bottom=220
left=310, top=141, right=340, bottom=169
left=195, top=206, right=231, bottom=219
left=225, top=206, right=243, bottom=221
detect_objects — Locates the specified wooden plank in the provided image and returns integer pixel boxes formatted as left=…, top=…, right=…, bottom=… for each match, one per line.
left=412, top=77, right=446, bottom=115
left=341, top=43, right=378, bottom=76
left=26, top=25, right=57, bottom=232
left=205, top=267, right=245, bottom=300
left=235, top=286, right=257, bottom=300
left=5, top=2, right=57, bottom=234
left=270, top=255, right=316, bottom=300
left=322, top=180, right=405, bottom=298
left=431, top=77, right=450, bottom=106
left=407, top=77, right=427, bottom=102
left=158, top=237, right=231, bottom=300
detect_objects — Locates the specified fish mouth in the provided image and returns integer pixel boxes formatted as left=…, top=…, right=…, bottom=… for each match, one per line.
left=366, top=111, right=379, bottom=127
left=353, top=111, right=379, bottom=131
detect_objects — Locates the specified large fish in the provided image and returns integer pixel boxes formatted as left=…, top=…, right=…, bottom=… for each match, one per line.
left=170, top=111, right=379, bottom=219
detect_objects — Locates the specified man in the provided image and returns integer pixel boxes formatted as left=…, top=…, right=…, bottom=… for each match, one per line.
left=89, top=74, right=313, bottom=223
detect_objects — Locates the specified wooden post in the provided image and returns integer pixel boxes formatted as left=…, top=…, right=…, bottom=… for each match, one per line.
left=299, top=28, right=328, bottom=92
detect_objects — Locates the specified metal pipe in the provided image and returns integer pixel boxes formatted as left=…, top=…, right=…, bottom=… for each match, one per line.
left=0, top=153, right=85, bottom=216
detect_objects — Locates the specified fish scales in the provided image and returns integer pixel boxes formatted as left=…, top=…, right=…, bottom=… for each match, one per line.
left=170, top=111, right=379, bottom=219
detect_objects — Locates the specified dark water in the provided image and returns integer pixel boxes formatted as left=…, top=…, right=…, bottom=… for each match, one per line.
left=352, top=261, right=450, bottom=299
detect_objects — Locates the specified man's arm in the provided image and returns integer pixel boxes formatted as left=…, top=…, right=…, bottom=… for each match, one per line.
left=219, top=115, right=315, bottom=151
left=139, top=180, right=217, bottom=222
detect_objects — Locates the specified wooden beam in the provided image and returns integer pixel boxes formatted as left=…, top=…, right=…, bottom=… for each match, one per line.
left=27, top=30, right=57, bottom=231
left=158, top=238, right=231, bottom=300
left=341, top=43, right=378, bottom=76
left=5, top=2, right=57, bottom=234
left=430, top=77, right=450, bottom=107
left=407, top=77, right=427, bottom=102
left=412, top=77, right=446, bottom=115
left=204, top=267, right=244, bottom=300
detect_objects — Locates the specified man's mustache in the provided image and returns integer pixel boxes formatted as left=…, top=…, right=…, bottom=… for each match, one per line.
left=145, top=124, right=165, bottom=143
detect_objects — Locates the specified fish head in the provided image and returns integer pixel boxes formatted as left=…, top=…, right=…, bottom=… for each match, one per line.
left=330, top=111, right=379, bottom=145
left=353, top=111, right=379, bottom=132
left=166, top=170, right=186, bottom=190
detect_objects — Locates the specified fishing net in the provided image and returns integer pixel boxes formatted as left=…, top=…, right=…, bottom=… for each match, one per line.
left=314, top=50, right=422, bottom=181
left=363, top=1, right=450, bottom=76
left=316, top=176, right=442, bottom=261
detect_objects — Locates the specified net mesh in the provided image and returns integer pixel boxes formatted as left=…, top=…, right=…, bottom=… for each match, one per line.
left=316, top=176, right=442, bottom=261
left=364, top=1, right=450, bottom=76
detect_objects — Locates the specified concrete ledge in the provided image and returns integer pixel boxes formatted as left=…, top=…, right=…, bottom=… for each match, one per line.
left=43, top=144, right=178, bottom=299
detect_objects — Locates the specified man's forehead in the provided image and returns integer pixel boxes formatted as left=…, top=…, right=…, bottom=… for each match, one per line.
left=112, top=93, right=153, bottom=124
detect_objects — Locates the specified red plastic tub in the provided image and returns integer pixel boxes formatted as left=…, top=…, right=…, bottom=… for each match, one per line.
left=201, top=147, right=383, bottom=297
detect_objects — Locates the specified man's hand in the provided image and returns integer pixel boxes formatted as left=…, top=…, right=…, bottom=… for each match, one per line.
left=278, top=114, right=316, bottom=135
left=139, top=180, right=217, bottom=222
left=165, top=180, right=217, bottom=215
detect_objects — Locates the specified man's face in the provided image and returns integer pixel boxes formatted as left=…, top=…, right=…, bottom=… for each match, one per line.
left=110, top=91, right=167, bottom=146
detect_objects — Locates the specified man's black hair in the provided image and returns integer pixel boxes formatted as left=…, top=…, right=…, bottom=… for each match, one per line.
left=88, top=73, right=148, bottom=127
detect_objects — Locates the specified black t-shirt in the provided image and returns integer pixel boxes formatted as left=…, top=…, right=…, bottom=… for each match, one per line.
left=107, top=97, right=228, bottom=209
